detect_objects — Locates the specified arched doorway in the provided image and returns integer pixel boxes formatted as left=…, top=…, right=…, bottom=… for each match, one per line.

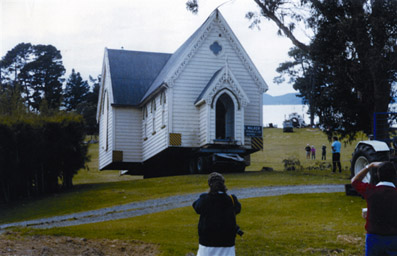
left=216, top=93, right=235, bottom=140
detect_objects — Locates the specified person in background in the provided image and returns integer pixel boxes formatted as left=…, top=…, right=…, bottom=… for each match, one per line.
left=322, top=144, right=326, bottom=160
left=351, top=161, right=397, bottom=255
left=193, top=172, right=241, bottom=256
left=311, top=145, right=316, bottom=160
left=305, top=144, right=311, bottom=159
left=332, top=136, right=342, bottom=172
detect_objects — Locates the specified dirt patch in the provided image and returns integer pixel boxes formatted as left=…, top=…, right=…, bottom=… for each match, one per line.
left=299, top=235, right=364, bottom=256
left=336, top=234, right=363, bottom=245
left=301, top=248, right=344, bottom=255
left=0, top=231, right=159, bottom=256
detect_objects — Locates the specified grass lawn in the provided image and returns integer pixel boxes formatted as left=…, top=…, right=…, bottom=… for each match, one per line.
left=1, top=128, right=370, bottom=255
left=0, top=171, right=350, bottom=224
left=250, top=127, right=367, bottom=171
left=73, top=142, right=141, bottom=185
left=26, top=193, right=367, bottom=255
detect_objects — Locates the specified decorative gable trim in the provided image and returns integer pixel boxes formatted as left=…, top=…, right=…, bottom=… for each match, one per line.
left=195, top=64, right=250, bottom=109
left=97, top=48, right=112, bottom=122
left=164, top=9, right=267, bottom=94
left=164, top=19, right=214, bottom=88
left=216, top=15, right=267, bottom=93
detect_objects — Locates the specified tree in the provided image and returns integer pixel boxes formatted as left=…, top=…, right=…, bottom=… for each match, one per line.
left=274, top=47, right=317, bottom=126
left=1, top=43, right=65, bottom=112
left=275, top=0, right=397, bottom=140
left=23, top=44, right=66, bottom=111
left=0, top=43, right=34, bottom=109
left=0, top=83, right=26, bottom=116
left=63, top=69, right=90, bottom=111
left=187, top=0, right=397, bottom=141
left=76, top=75, right=100, bottom=136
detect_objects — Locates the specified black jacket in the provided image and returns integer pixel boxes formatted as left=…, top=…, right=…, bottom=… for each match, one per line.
left=193, top=192, right=241, bottom=247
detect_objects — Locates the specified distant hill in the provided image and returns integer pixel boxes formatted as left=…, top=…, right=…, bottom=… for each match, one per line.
left=263, top=93, right=304, bottom=105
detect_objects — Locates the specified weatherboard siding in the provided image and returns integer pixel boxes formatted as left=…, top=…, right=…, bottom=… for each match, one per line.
left=171, top=23, right=262, bottom=148
left=114, top=108, right=142, bottom=162
left=198, top=105, right=208, bottom=145
left=142, top=94, right=168, bottom=161
left=98, top=89, right=113, bottom=170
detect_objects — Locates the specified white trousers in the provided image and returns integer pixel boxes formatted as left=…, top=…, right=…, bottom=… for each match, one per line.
left=197, top=244, right=235, bottom=256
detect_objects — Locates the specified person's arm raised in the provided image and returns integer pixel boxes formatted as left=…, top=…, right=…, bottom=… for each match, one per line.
left=351, top=162, right=382, bottom=183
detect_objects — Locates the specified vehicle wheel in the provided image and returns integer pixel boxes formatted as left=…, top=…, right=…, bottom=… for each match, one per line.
left=351, top=143, right=389, bottom=184
left=235, top=164, right=246, bottom=173
left=189, top=158, right=198, bottom=174
left=197, top=156, right=211, bottom=174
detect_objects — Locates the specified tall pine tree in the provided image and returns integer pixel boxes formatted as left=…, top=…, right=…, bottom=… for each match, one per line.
left=1, top=43, right=65, bottom=112
left=63, top=69, right=90, bottom=111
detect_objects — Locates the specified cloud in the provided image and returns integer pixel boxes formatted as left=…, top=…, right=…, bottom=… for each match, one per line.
left=1, top=0, right=297, bottom=95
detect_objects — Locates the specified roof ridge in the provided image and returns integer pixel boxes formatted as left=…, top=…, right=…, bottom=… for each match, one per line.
left=107, top=48, right=172, bottom=55
left=140, top=10, right=219, bottom=104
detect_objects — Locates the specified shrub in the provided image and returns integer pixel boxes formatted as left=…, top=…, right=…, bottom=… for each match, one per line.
left=282, top=157, right=302, bottom=171
left=306, top=161, right=332, bottom=171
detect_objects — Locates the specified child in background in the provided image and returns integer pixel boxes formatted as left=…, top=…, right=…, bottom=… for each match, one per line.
left=311, top=145, right=316, bottom=160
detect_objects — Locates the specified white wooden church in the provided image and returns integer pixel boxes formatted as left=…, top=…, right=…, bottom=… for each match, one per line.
left=97, top=9, right=268, bottom=176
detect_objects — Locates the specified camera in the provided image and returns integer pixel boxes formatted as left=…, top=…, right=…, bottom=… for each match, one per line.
left=236, top=225, right=244, bottom=236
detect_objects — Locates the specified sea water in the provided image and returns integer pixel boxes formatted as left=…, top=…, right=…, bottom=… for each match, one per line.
left=262, top=105, right=316, bottom=128
left=263, top=104, right=397, bottom=128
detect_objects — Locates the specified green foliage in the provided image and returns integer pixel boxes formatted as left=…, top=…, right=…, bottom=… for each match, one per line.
left=76, top=75, right=100, bottom=136
left=1, top=42, right=99, bottom=136
left=0, top=113, right=88, bottom=203
left=0, top=83, right=27, bottom=116
left=307, top=0, right=397, bottom=140
left=63, top=70, right=99, bottom=136
left=270, top=0, right=397, bottom=141
left=63, top=69, right=90, bottom=111
left=1, top=43, right=65, bottom=112
left=306, top=161, right=333, bottom=171
left=282, top=157, right=302, bottom=171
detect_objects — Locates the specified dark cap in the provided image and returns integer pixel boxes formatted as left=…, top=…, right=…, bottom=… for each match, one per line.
left=208, top=172, right=225, bottom=186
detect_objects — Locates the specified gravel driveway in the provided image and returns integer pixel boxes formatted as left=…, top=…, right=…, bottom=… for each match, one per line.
left=0, top=184, right=345, bottom=231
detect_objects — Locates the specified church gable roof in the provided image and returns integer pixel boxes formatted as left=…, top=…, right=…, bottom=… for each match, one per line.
left=141, top=9, right=267, bottom=103
left=140, top=13, right=214, bottom=103
left=105, top=9, right=267, bottom=107
left=195, top=65, right=250, bottom=109
left=107, top=49, right=171, bottom=106
left=195, top=68, right=223, bottom=104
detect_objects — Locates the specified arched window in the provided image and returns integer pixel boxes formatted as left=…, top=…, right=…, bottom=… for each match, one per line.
left=216, top=93, right=235, bottom=140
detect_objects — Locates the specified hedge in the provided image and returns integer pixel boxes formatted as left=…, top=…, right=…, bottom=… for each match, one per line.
left=0, top=113, right=88, bottom=203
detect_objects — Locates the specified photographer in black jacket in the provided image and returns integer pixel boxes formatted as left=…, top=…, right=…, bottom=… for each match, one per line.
left=193, top=172, right=241, bottom=256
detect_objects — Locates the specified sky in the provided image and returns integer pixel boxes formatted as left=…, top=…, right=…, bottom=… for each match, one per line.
left=1, top=0, right=310, bottom=96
